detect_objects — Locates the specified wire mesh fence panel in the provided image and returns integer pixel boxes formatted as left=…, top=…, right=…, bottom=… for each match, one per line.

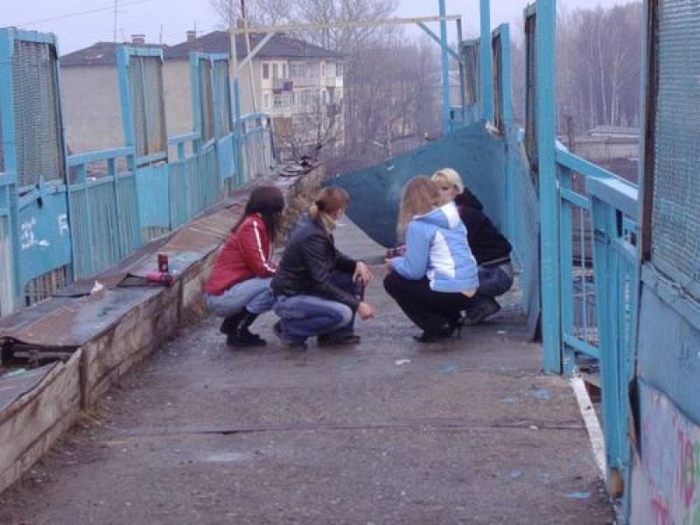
left=12, top=39, right=64, bottom=188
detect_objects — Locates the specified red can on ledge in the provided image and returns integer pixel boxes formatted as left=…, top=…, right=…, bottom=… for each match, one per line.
left=157, top=253, right=169, bottom=273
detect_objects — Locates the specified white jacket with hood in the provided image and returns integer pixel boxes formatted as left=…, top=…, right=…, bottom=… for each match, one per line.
left=391, top=202, right=479, bottom=293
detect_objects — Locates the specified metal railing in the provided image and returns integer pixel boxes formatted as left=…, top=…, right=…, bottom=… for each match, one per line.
left=0, top=29, right=276, bottom=316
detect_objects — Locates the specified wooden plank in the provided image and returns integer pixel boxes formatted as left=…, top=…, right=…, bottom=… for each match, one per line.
left=0, top=350, right=81, bottom=494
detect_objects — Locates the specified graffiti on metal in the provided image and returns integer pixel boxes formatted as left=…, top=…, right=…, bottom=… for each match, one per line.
left=20, top=218, right=49, bottom=250
left=632, top=382, right=700, bottom=524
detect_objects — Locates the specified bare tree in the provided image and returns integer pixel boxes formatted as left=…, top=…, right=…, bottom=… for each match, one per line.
left=208, top=0, right=459, bottom=170
left=276, top=95, right=343, bottom=161
left=603, top=4, right=641, bottom=127
left=553, top=2, right=641, bottom=134
left=294, top=0, right=399, bottom=51
left=210, top=0, right=293, bottom=27
left=342, top=36, right=441, bottom=166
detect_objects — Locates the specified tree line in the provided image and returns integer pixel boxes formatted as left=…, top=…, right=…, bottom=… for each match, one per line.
left=510, top=1, right=642, bottom=137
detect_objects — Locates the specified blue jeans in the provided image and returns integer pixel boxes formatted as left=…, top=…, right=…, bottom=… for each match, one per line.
left=466, top=262, right=515, bottom=315
left=205, top=277, right=275, bottom=317
left=477, top=262, right=514, bottom=297
left=273, top=272, right=358, bottom=342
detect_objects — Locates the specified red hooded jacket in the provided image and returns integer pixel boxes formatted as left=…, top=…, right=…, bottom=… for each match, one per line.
left=205, top=214, right=277, bottom=296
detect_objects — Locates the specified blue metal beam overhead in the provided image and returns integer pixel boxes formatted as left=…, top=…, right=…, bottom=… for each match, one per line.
left=480, top=0, right=494, bottom=121
left=439, top=0, right=451, bottom=134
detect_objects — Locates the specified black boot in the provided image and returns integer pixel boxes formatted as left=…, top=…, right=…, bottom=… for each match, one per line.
left=227, top=311, right=267, bottom=347
left=220, top=310, right=246, bottom=335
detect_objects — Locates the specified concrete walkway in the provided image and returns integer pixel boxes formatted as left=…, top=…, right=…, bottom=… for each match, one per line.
left=0, top=218, right=616, bottom=525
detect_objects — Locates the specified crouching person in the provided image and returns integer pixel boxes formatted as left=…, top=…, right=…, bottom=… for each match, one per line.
left=431, top=168, right=514, bottom=324
left=384, top=176, right=480, bottom=343
left=204, top=185, right=285, bottom=347
left=271, top=187, right=374, bottom=350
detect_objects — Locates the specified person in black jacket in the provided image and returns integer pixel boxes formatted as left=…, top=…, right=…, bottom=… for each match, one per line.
left=271, top=186, right=375, bottom=350
left=432, top=168, right=514, bottom=324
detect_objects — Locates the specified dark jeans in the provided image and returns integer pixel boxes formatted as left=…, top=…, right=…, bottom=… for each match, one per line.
left=467, top=262, right=515, bottom=314
left=383, top=272, right=477, bottom=334
left=477, top=262, right=514, bottom=297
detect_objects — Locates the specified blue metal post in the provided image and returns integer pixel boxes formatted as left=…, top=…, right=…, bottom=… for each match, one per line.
left=117, top=48, right=136, bottom=151
left=480, top=0, right=494, bottom=121
left=456, top=18, right=467, bottom=128
left=190, top=53, right=203, bottom=139
left=536, top=0, right=562, bottom=373
left=0, top=28, right=21, bottom=314
left=439, top=0, right=451, bottom=135
left=497, top=24, right=516, bottom=244
left=230, top=30, right=244, bottom=187
left=498, top=25, right=512, bottom=128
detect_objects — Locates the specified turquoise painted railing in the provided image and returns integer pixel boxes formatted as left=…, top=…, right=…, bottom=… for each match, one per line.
left=67, top=148, right=140, bottom=278
left=588, top=174, right=639, bottom=517
left=167, top=133, right=220, bottom=232
left=238, top=113, right=276, bottom=184
left=532, top=2, right=640, bottom=518
left=64, top=119, right=274, bottom=282
left=0, top=27, right=276, bottom=316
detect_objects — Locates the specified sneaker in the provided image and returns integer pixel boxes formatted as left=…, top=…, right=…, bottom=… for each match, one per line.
left=464, top=297, right=501, bottom=325
left=272, top=321, right=307, bottom=351
left=317, top=333, right=361, bottom=347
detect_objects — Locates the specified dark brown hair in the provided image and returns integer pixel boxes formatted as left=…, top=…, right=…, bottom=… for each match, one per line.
left=232, top=185, right=285, bottom=240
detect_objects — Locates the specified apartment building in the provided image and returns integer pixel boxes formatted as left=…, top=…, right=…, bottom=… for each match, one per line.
left=165, top=30, right=345, bottom=160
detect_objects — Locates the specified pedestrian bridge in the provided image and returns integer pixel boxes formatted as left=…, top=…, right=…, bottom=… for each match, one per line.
left=1, top=1, right=699, bottom=523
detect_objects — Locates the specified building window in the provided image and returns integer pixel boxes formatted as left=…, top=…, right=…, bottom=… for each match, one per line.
left=273, top=93, right=293, bottom=109
left=309, top=63, right=319, bottom=79
left=262, top=63, right=269, bottom=80
left=336, top=63, right=344, bottom=77
left=272, top=63, right=279, bottom=79
left=263, top=92, right=271, bottom=109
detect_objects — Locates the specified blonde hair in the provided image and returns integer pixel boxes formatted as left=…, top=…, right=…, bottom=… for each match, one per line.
left=396, top=176, right=440, bottom=241
left=431, top=167, right=464, bottom=194
left=309, top=186, right=350, bottom=219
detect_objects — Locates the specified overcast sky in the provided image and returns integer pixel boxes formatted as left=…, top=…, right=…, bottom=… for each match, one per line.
left=4, top=0, right=627, bottom=55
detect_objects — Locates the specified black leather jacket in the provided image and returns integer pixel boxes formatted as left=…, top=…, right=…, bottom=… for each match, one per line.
left=271, top=213, right=360, bottom=311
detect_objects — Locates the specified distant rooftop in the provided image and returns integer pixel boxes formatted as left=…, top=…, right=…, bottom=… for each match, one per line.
left=61, top=30, right=342, bottom=68
left=587, top=125, right=639, bottom=138
left=60, top=41, right=162, bottom=67
left=164, top=30, right=343, bottom=61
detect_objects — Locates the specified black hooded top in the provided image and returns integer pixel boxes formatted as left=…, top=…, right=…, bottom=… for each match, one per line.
left=454, top=189, right=512, bottom=266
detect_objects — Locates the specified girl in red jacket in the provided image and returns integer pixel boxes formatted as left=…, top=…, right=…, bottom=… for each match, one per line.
left=205, top=185, right=284, bottom=347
